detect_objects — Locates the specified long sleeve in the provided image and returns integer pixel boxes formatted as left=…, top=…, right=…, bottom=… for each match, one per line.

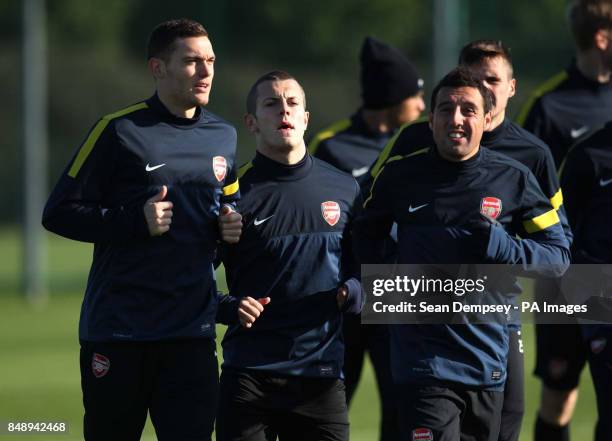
left=216, top=293, right=240, bottom=325
left=220, top=140, right=240, bottom=207
left=42, top=119, right=149, bottom=243
left=340, top=181, right=364, bottom=314
left=487, top=171, right=570, bottom=276
left=559, top=147, right=595, bottom=234
left=535, top=142, right=573, bottom=244
left=352, top=165, right=396, bottom=264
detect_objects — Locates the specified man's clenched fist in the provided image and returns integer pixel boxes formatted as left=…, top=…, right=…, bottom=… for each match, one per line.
left=219, top=204, right=242, bottom=243
left=238, top=297, right=271, bottom=328
left=144, top=185, right=173, bottom=236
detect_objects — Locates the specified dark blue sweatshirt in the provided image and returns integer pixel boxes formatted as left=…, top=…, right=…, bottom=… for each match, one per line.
left=353, top=146, right=570, bottom=390
left=218, top=152, right=362, bottom=378
left=42, top=94, right=239, bottom=341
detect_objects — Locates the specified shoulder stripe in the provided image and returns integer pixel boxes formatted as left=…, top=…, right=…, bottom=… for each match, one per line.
left=307, top=119, right=351, bottom=155
left=405, top=147, right=430, bottom=158
left=516, top=71, right=567, bottom=126
left=363, top=163, right=386, bottom=208
left=550, top=189, right=563, bottom=211
left=523, top=208, right=560, bottom=234
left=370, top=115, right=429, bottom=177
left=385, top=155, right=405, bottom=165
left=223, top=179, right=239, bottom=196
left=364, top=149, right=430, bottom=208
left=68, top=102, right=148, bottom=178
left=238, top=162, right=254, bottom=179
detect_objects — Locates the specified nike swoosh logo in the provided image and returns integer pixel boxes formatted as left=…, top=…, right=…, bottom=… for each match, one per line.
left=570, top=126, right=589, bottom=139
left=408, top=203, right=428, bottom=213
left=352, top=166, right=370, bottom=177
left=254, top=215, right=274, bottom=226
left=600, top=177, right=612, bottom=187
left=145, top=163, right=166, bottom=172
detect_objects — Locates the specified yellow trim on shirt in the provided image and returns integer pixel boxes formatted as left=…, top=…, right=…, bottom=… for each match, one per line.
left=68, top=102, right=149, bottom=178
left=523, top=209, right=560, bottom=234
left=550, top=189, right=563, bottom=211
left=223, top=179, right=239, bottom=196
left=516, top=71, right=567, bottom=127
left=307, top=119, right=352, bottom=155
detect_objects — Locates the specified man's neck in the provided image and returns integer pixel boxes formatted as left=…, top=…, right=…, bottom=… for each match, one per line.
left=257, top=142, right=306, bottom=165
left=487, top=111, right=505, bottom=132
left=438, top=145, right=480, bottom=162
left=362, top=108, right=393, bottom=134
left=157, top=90, right=197, bottom=119
left=576, top=50, right=611, bottom=83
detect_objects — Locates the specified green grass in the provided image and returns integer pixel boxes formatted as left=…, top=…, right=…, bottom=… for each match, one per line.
left=0, top=227, right=599, bottom=440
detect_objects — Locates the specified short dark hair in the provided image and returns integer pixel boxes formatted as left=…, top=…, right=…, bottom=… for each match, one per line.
left=569, top=0, right=612, bottom=50
left=458, top=39, right=514, bottom=76
left=147, top=18, right=208, bottom=60
left=430, top=67, right=495, bottom=114
left=246, top=70, right=306, bottom=115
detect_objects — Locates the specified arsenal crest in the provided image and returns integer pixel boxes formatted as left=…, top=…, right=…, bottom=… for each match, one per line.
left=92, top=353, right=110, bottom=378
left=321, top=201, right=341, bottom=226
left=213, top=156, right=227, bottom=182
left=412, top=428, right=434, bottom=441
left=480, top=196, right=502, bottom=219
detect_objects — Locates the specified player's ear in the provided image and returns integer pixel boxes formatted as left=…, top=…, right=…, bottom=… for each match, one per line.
left=303, top=111, right=310, bottom=129
left=148, top=57, right=167, bottom=79
left=595, top=29, right=611, bottom=51
left=245, top=113, right=259, bottom=134
left=484, top=111, right=493, bottom=130
left=428, top=111, right=434, bottom=130
left=508, top=78, right=516, bottom=99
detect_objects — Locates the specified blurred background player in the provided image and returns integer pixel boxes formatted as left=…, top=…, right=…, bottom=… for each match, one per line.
left=309, top=36, right=425, bottom=184
left=308, top=36, right=425, bottom=441
left=518, top=2, right=612, bottom=440
left=560, top=121, right=612, bottom=441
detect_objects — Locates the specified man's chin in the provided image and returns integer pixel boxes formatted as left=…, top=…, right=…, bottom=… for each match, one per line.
left=193, top=93, right=210, bottom=106
left=438, top=143, right=478, bottom=161
left=267, top=138, right=301, bottom=152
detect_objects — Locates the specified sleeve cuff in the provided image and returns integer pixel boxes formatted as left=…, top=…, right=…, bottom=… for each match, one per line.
left=341, top=277, right=364, bottom=315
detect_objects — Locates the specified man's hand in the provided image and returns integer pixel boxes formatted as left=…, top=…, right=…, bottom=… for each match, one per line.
left=219, top=204, right=242, bottom=244
left=462, top=213, right=497, bottom=257
left=337, top=285, right=348, bottom=310
left=238, top=297, right=271, bottom=328
left=144, top=185, right=173, bottom=236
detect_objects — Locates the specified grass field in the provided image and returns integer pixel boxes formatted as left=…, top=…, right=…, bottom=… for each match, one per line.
left=0, top=227, right=599, bottom=440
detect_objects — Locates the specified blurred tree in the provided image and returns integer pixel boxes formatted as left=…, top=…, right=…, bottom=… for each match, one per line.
left=47, top=0, right=132, bottom=53
left=224, top=0, right=431, bottom=67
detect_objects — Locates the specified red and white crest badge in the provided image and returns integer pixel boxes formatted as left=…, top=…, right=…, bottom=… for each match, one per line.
left=213, top=156, right=227, bottom=182
left=480, top=196, right=502, bottom=219
left=321, top=201, right=341, bottom=226
left=412, top=428, right=434, bottom=441
left=92, top=353, right=110, bottom=378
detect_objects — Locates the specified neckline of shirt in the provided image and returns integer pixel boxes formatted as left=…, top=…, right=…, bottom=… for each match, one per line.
left=430, top=144, right=484, bottom=173
left=252, top=151, right=313, bottom=180
left=148, top=93, right=208, bottom=128
left=481, top=118, right=509, bottom=147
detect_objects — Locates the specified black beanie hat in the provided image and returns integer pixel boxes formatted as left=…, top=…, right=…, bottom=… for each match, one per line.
left=360, top=36, right=424, bottom=110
